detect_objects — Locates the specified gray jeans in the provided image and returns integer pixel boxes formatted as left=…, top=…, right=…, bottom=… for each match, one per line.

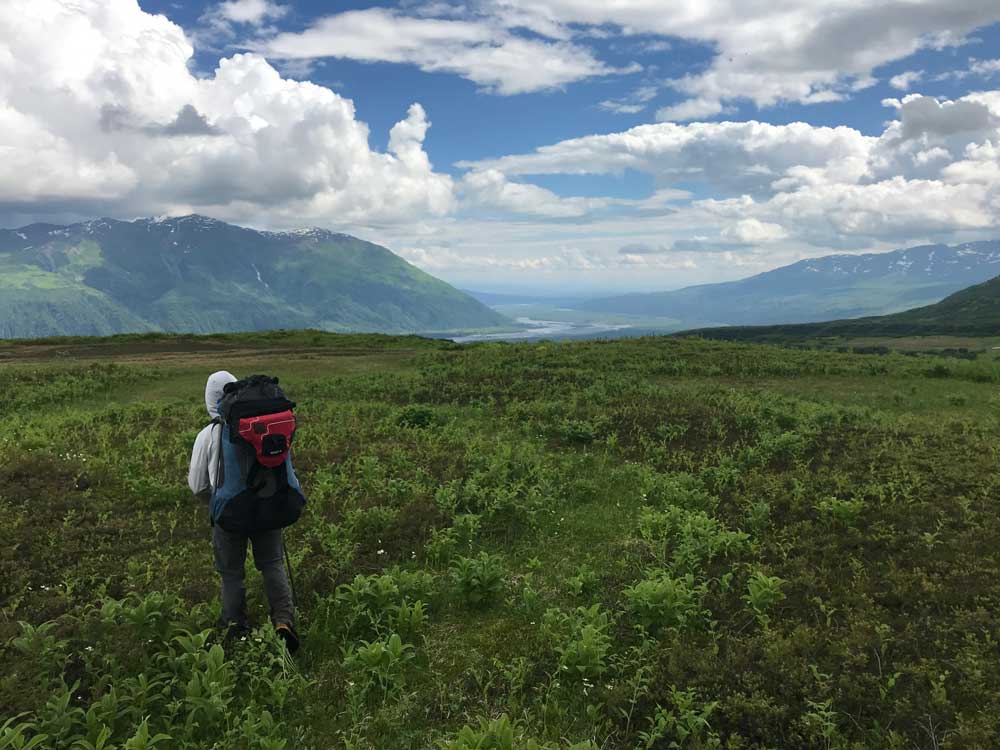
left=212, top=525, right=294, bottom=628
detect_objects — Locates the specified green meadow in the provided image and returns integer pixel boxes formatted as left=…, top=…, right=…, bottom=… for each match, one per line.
left=3, top=332, right=1000, bottom=749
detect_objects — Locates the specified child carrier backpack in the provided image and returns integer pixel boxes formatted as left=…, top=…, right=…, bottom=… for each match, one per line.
left=220, top=375, right=296, bottom=467
left=209, top=375, right=306, bottom=533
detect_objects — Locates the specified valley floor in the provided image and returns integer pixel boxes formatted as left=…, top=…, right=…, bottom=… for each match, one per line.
left=3, top=333, right=1000, bottom=748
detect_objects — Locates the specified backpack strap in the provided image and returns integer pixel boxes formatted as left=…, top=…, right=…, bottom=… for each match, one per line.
left=213, top=418, right=225, bottom=497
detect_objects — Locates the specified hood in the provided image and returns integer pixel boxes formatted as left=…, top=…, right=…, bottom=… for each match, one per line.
left=205, top=370, right=237, bottom=418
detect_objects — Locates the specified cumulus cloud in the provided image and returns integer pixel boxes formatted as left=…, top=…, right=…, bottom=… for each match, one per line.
left=869, top=94, right=1000, bottom=182
left=257, top=8, right=634, bottom=95
left=100, top=103, right=222, bottom=137
left=0, top=0, right=453, bottom=226
left=721, top=218, right=788, bottom=243
left=455, top=90, right=1000, bottom=253
left=481, top=0, right=1000, bottom=118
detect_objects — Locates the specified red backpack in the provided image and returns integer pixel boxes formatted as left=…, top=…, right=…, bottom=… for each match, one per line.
left=219, top=375, right=297, bottom=467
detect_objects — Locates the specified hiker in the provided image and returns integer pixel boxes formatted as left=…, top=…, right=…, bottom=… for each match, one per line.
left=188, top=370, right=306, bottom=652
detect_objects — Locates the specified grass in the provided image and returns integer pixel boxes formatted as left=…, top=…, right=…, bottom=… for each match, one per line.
left=0, top=263, right=78, bottom=290
left=3, top=332, right=1000, bottom=749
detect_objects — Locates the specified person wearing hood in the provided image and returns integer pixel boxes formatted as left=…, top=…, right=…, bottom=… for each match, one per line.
left=189, top=370, right=298, bottom=650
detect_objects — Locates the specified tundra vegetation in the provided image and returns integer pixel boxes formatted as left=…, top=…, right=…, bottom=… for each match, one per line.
left=2, top=331, right=1000, bottom=749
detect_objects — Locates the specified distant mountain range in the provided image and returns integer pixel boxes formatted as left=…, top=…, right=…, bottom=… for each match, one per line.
left=679, top=274, right=1000, bottom=342
left=579, top=242, right=1000, bottom=326
left=0, top=215, right=506, bottom=339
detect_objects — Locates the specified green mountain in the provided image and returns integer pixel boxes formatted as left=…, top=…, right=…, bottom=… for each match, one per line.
left=678, top=274, right=1000, bottom=341
left=0, top=215, right=507, bottom=338
left=580, top=241, right=1000, bottom=325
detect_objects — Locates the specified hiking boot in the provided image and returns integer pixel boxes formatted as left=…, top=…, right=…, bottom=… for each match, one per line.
left=275, top=623, right=300, bottom=654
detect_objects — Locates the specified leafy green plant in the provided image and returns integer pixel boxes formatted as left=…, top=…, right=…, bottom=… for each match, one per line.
left=816, top=496, right=865, bottom=526
left=0, top=715, right=48, bottom=750
left=509, top=570, right=544, bottom=616
left=801, top=697, right=841, bottom=750
left=624, top=571, right=707, bottom=634
left=641, top=472, right=718, bottom=513
left=451, top=552, right=506, bottom=607
left=122, top=719, right=171, bottom=750
left=452, top=513, right=482, bottom=548
left=543, top=604, right=613, bottom=682
left=391, top=599, right=428, bottom=639
left=8, top=622, right=68, bottom=683
left=330, top=568, right=436, bottom=638
left=426, top=526, right=459, bottom=565
left=566, top=564, right=599, bottom=598
left=638, top=687, right=721, bottom=750
left=743, top=571, right=786, bottom=627
left=342, top=633, right=415, bottom=700
left=637, top=507, right=748, bottom=573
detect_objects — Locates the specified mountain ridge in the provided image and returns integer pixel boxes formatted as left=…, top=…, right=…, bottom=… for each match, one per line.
left=578, top=241, right=1000, bottom=326
left=0, top=214, right=507, bottom=339
left=677, top=273, right=1000, bottom=341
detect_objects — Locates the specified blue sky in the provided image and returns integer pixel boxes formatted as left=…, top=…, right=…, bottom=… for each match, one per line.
left=2, top=0, right=1000, bottom=293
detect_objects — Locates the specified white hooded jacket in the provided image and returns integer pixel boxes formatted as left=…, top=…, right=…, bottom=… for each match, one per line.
left=188, top=370, right=237, bottom=498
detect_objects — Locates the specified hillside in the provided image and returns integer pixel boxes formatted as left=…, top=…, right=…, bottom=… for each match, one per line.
left=580, top=241, right=1000, bottom=325
left=679, top=274, right=1000, bottom=341
left=3, top=333, right=1000, bottom=748
left=0, top=215, right=507, bottom=338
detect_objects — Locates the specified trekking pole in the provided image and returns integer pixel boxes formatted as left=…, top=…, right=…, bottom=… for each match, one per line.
left=282, top=538, right=298, bottom=609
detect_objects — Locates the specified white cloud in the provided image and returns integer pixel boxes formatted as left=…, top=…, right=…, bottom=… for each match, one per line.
left=600, top=102, right=646, bottom=115
left=257, top=8, right=634, bottom=95
left=722, top=218, right=788, bottom=243
left=764, top=177, right=995, bottom=241
left=451, top=89, right=1000, bottom=261
left=397, top=244, right=608, bottom=273
left=889, top=70, right=923, bottom=91
left=459, top=120, right=874, bottom=196
left=970, top=58, right=1000, bottom=77
left=869, top=94, right=1000, bottom=180
left=217, top=0, right=287, bottom=25
left=482, top=0, right=1000, bottom=118
left=599, top=84, right=658, bottom=114
left=0, top=0, right=453, bottom=226
left=195, top=0, right=288, bottom=50
left=656, top=97, right=728, bottom=123
left=459, top=169, right=609, bottom=218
